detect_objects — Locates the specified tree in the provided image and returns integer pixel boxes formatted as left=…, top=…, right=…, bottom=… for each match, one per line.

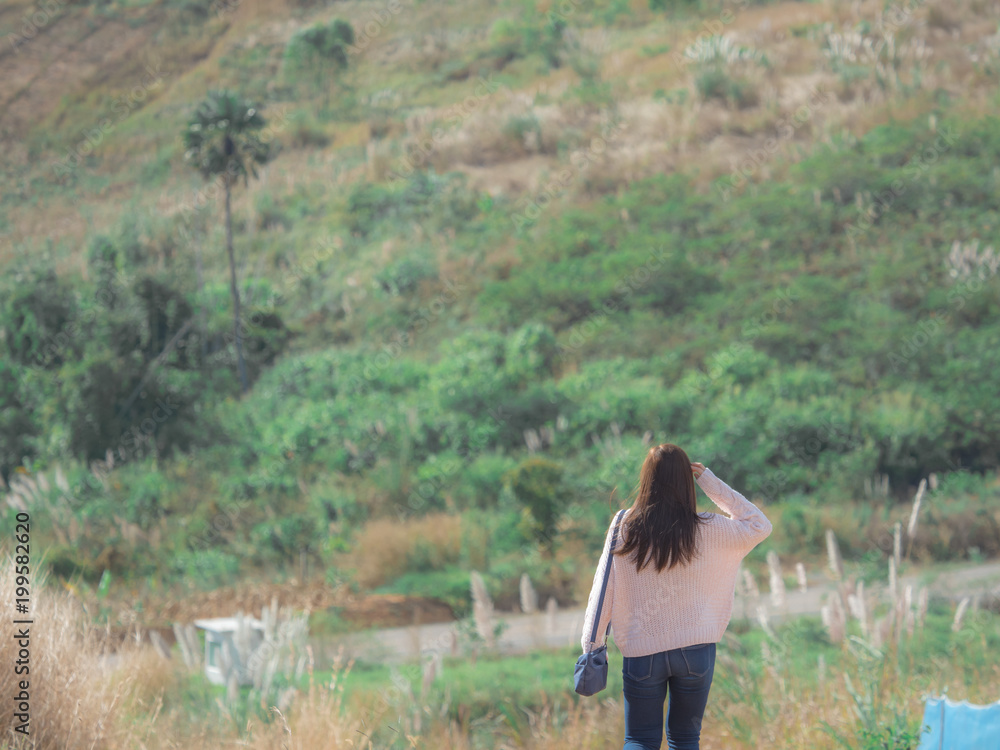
left=283, top=19, right=355, bottom=107
left=182, top=90, right=270, bottom=393
left=504, top=457, right=570, bottom=552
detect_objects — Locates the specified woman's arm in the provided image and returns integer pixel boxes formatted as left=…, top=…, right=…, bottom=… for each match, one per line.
left=695, top=467, right=772, bottom=548
left=580, top=513, right=618, bottom=652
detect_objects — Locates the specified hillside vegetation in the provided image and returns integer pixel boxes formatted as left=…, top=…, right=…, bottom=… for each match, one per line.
left=1, top=0, right=999, bottom=619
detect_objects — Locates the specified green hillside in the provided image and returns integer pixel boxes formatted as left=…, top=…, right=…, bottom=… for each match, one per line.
left=2, top=0, right=999, bottom=616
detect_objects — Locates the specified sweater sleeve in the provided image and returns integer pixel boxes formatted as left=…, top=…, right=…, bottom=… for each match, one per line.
left=580, top=513, right=619, bottom=653
left=696, top=467, right=772, bottom=549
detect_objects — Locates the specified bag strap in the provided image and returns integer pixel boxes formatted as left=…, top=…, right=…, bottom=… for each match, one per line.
left=587, top=508, right=626, bottom=649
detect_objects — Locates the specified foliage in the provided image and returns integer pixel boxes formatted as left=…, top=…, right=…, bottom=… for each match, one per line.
left=695, top=67, right=760, bottom=108
left=347, top=171, right=479, bottom=237
left=285, top=19, right=355, bottom=70
left=1, top=265, right=76, bottom=368
left=486, top=11, right=569, bottom=70
left=374, top=253, right=439, bottom=296
left=182, top=90, right=270, bottom=188
left=282, top=19, right=355, bottom=99
left=7, top=30, right=1000, bottom=609
left=376, top=567, right=473, bottom=617
left=503, top=457, right=570, bottom=549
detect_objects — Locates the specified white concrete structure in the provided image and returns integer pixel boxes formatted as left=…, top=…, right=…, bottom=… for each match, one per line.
left=193, top=615, right=265, bottom=685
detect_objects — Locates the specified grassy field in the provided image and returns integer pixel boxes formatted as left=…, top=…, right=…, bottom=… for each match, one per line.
left=3, top=0, right=1000, bottom=745
left=4, top=0, right=1000, bottom=604
left=3, top=552, right=998, bottom=748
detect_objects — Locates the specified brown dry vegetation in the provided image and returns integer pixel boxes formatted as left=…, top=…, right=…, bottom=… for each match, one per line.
left=5, top=0, right=1000, bottom=743
left=129, top=577, right=456, bottom=631
left=0, top=561, right=163, bottom=748
left=7, top=0, right=1000, bottom=269
left=345, top=512, right=463, bottom=589
left=3, top=552, right=998, bottom=749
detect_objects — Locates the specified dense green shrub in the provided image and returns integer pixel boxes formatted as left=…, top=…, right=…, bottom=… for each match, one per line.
left=375, top=254, right=439, bottom=296
left=695, top=68, right=758, bottom=108
left=283, top=19, right=355, bottom=97
left=248, top=513, right=321, bottom=565
left=172, top=549, right=242, bottom=590
left=485, top=14, right=568, bottom=70
left=13, top=88, right=1000, bottom=598
left=503, top=457, right=570, bottom=549
left=348, top=171, right=478, bottom=237
left=0, top=361, right=39, bottom=480
left=453, top=453, right=518, bottom=509
left=1, top=265, right=76, bottom=368
left=376, top=567, right=473, bottom=617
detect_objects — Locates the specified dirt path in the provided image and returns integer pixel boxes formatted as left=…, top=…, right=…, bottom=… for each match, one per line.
left=322, top=561, right=1000, bottom=666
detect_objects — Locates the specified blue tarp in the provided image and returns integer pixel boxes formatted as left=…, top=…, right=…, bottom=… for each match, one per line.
left=917, top=696, right=1000, bottom=750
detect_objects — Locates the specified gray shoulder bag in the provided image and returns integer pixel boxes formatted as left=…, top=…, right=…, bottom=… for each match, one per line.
left=574, top=508, right=626, bottom=696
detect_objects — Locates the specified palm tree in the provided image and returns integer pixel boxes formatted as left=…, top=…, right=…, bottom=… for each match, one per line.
left=183, top=90, right=270, bottom=393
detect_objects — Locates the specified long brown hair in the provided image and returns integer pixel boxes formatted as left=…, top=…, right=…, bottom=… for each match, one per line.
left=613, top=443, right=707, bottom=573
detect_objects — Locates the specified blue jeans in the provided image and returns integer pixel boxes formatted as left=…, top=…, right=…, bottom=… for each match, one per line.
left=621, top=642, right=716, bottom=750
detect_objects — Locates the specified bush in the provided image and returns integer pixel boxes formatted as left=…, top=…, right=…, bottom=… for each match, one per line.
left=346, top=513, right=463, bottom=589
left=172, top=549, right=241, bottom=589
left=505, top=322, right=559, bottom=386
left=695, top=67, right=759, bottom=108
left=375, top=254, right=439, bottom=296
left=249, top=513, right=321, bottom=561
left=0, top=360, right=39, bottom=479
left=1, top=265, right=76, bottom=368
left=504, top=457, right=570, bottom=549
left=453, top=453, right=518, bottom=509
left=376, top=567, right=474, bottom=617
left=284, top=19, right=355, bottom=73
left=348, top=172, right=476, bottom=237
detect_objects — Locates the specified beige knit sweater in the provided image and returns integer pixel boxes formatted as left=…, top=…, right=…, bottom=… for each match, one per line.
left=580, top=467, right=773, bottom=657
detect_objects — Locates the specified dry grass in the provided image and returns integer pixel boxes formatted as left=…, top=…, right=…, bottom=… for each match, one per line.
left=0, top=556, right=163, bottom=749
left=422, top=91, right=570, bottom=171
left=236, top=662, right=366, bottom=750
left=10, top=0, right=1000, bottom=273
left=345, top=512, right=463, bottom=589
